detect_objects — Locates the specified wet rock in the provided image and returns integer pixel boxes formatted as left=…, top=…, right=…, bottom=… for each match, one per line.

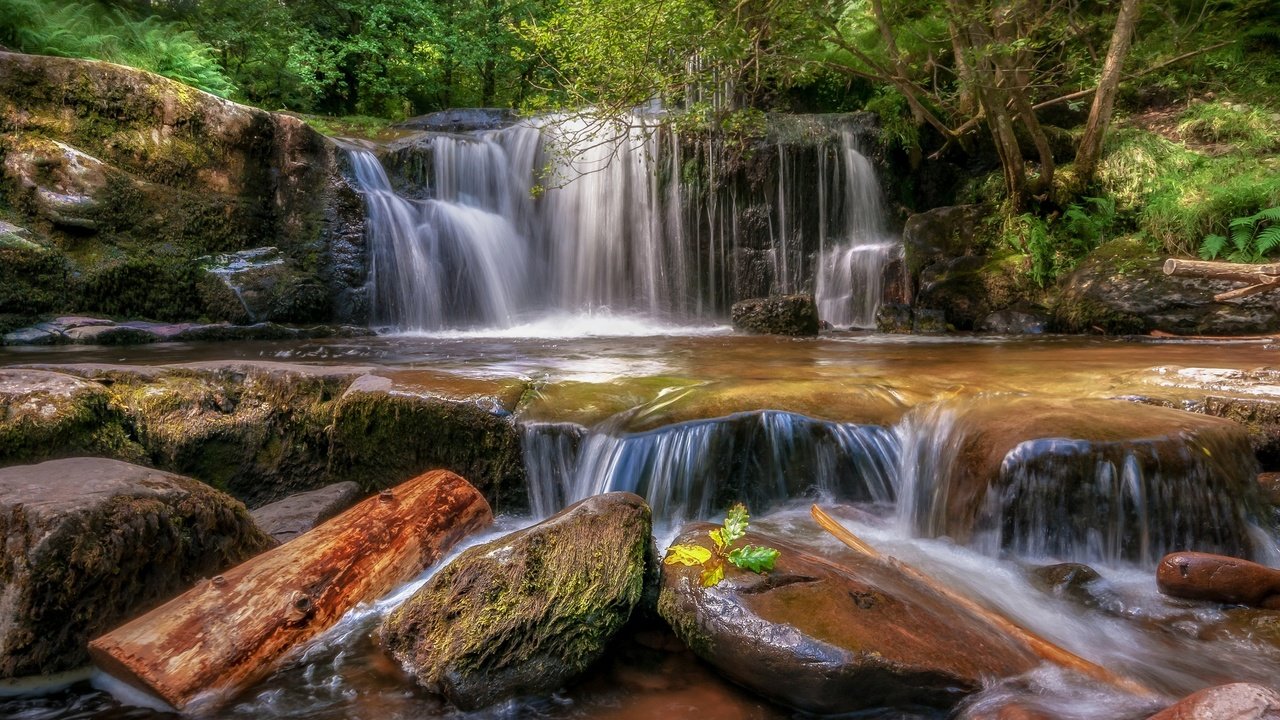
left=250, top=482, right=363, bottom=544
left=1260, top=473, right=1280, bottom=506
left=960, top=700, right=1060, bottom=720
left=657, top=525, right=1041, bottom=714
left=0, top=457, right=271, bottom=677
left=0, top=51, right=366, bottom=324
left=876, top=302, right=914, bottom=333
left=1055, top=239, right=1280, bottom=335
left=0, top=369, right=143, bottom=466
left=731, top=294, right=820, bottom=336
left=380, top=492, right=651, bottom=710
left=198, top=248, right=331, bottom=324
left=330, top=373, right=527, bottom=510
left=1157, top=552, right=1280, bottom=608
left=917, top=253, right=1037, bottom=330
left=906, top=397, right=1261, bottom=563
left=1031, top=563, right=1109, bottom=607
left=980, top=308, right=1049, bottom=335
left=1146, top=683, right=1280, bottom=719
left=913, top=307, right=949, bottom=333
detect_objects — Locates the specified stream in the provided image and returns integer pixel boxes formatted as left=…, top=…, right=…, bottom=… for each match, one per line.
left=3, top=331, right=1279, bottom=719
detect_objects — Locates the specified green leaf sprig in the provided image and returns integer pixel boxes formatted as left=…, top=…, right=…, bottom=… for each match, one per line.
left=664, top=503, right=780, bottom=587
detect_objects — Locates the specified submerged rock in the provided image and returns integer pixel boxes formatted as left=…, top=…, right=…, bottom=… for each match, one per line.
left=1157, top=552, right=1280, bottom=608
left=903, top=396, right=1262, bottom=563
left=250, top=481, right=362, bottom=544
left=731, top=294, right=820, bottom=336
left=657, top=524, right=1040, bottom=714
left=379, top=492, right=651, bottom=710
left=0, top=457, right=271, bottom=677
left=876, top=302, right=914, bottom=333
left=1146, top=683, right=1280, bottom=719
left=980, top=308, right=1049, bottom=335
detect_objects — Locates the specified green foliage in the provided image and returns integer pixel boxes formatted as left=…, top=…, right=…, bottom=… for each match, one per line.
left=1002, top=196, right=1117, bottom=287
left=1199, top=207, right=1280, bottom=262
left=664, top=503, right=779, bottom=587
left=1177, top=102, right=1280, bottom=152
left=0, top=0, right=233, bottom=97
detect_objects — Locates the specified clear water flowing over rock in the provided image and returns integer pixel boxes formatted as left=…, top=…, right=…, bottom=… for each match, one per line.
left=349, top=114, right=901, bottom=332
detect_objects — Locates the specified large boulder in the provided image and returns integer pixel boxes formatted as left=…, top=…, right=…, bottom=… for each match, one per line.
left=379, top=492, right=651, bottom=710
left=902, top=204, right=986, bottom=295
left=0, top=457, right=271, bottom=677
left=0, top=369, right=143, bottom=466
left=731, top=294, right=820, bottom=336
left=657, top=524, right=1040, bottom=714
left=0, top=51, right=367, bottom=324
left=1054, top=239, right=1280, bottom=335
left=902, top=396, right=1262, bottom=563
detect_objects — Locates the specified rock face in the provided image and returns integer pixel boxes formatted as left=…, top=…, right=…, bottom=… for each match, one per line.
left=1157, top=552, right=1280, bottom=608
left=658, top=525, right=1040, bottom=714
left=0, top=51, right=367, bottom=325
left=0, top=458, right=271, bottom=677
left=380, top=493, right=651, bottom=710
left=731, top=295, right=820, bottom=336
left=1055, top=239, right=1280, bottom=335
left=1146, top=683, right=1280, bottom=720
left=249, top=482, right=362, bottom=544
left=904, top=396, right=1262, bottom=563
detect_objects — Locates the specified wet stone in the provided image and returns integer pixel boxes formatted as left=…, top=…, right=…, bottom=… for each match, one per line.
left=1146, top=683, right=1280, bottom=720
left=1157, top=552, right=1280, bottom=609
left=731, top=294, right=820, bottom=336
left=250, top=481, right=363, bottom=544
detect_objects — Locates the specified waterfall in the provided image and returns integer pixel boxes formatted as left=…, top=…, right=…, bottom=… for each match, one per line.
left=814, top=125, right=901, bottom=329
left=522, top=411, right=900, bottom=525
left=346, top=113, right=900, bottom=332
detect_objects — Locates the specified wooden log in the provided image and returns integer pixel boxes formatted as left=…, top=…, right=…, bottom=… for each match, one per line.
left=89, top=469, right=492, bottom=714
left=810, top=505, right=1158, bottom=699
left=1163, top=258, right=1280, bottom=285
left=1215, top=282, right=1280, bottom=302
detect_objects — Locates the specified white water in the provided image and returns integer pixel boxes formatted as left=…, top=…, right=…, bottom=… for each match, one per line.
left=348, top=115, right=901, bottom=333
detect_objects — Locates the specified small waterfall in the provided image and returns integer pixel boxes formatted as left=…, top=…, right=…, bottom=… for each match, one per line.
left=814, top=126, right=901, bottom=329
left=349, top=148, right=529, bottom=330
left=521, top=411, right=900, bottom=524
left=345, top=113, right=899, bottom=332
left=893, top=398, right=1263, bottom=565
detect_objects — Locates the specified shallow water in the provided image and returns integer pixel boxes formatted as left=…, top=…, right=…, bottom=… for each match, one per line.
left=4, top=331, right=1280, bottom=718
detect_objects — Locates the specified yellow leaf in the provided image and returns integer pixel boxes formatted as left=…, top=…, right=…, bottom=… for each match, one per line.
left=700, top=563, right=725, bottom=587
left=664, top=544, right=712, bottom=566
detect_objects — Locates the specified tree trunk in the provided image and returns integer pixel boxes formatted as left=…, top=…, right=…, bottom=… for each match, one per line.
left=89, top=470, right=493, bottom=714
left=1075, top=0, right=1142, bottom=184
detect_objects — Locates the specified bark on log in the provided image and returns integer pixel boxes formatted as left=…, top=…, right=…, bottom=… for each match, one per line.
left=89, top=469, right=492, bottom=714
left=1163, top=258, right=1280, bottom=285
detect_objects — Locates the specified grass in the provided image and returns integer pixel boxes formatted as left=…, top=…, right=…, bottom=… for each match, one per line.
left=293, top=114, right=402, bottom=140
left=1176, top=101, right=1280, bottom=152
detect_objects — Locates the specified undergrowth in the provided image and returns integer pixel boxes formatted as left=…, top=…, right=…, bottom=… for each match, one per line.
left=0, top=0, right=232, bottom=97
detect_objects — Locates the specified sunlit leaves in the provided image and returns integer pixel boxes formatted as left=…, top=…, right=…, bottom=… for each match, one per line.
left=662, top=502, right=780, bottom=587
left=727, top=545, right=780, bottom=573
left=665, top=544, right=713, bottom=566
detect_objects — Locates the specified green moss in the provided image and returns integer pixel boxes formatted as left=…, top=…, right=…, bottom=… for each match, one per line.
left=0, top=378, right=145, bottom=465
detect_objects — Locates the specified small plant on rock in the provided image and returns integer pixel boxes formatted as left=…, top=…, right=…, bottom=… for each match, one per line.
left=664, top=503, right=779, bottom=587
left=1200, top=207, right=1280, bottom=262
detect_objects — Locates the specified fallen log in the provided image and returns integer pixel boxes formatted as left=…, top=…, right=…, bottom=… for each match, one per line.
left=89, top=469, right=493, bottom=714
left=810, top=505, right=1157, bottom=699
left=1162, top=258, right=1280, bottom=285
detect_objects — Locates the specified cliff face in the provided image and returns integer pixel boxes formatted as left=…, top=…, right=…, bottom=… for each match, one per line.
left=0, top=52, right=367, bottom=329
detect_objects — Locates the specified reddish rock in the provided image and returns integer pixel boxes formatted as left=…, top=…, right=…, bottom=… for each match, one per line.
left=1157, top=552, right=1280, bottom=609
left=658, top=524, right=1041, bottom=714
left=1146, top=683, right=1280, bottom=719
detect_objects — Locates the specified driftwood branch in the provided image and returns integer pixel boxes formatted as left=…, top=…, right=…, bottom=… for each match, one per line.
left=1163, top=258, right=1280, bottom=302
left=810, top=505, right=1157, bottom=698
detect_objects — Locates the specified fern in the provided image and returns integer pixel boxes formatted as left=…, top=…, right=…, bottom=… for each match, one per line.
left=1200, top=206, right=1280, bottom=263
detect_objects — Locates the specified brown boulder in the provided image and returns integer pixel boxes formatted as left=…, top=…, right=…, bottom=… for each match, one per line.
left=657, top=524, right=1040, bottom=714
left=0, top=458, right=271, bottom=677
left=1157, top=552, right=1280, bottom=609
left=905, top=396, right=1261, bottom=563
left=1146, top=683, right=1280, bottom=720
left=730, top=294, right=820, bottom=336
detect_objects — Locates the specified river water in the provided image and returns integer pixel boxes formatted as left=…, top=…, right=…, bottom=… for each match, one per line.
left=3, top=332, right=1279, bottom=719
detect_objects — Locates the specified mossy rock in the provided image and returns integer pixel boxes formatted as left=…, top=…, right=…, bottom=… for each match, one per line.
left=0, top=369, right=143, bottom=466
left=379, top=492, right=651, bottom=710
left=0, top=244, right=74, bottom=319
left=0, top=457, right=272, bottom=677
left=329, top=375, right=527, bottom=510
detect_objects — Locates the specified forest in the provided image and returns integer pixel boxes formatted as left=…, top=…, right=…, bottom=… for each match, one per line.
left=2, top=0, right=1278, bottom=285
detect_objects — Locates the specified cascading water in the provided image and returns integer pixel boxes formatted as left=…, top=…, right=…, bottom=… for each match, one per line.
left=348, top=114, right=900, bottom=332
left=522, top=411, right=900, bottom=525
